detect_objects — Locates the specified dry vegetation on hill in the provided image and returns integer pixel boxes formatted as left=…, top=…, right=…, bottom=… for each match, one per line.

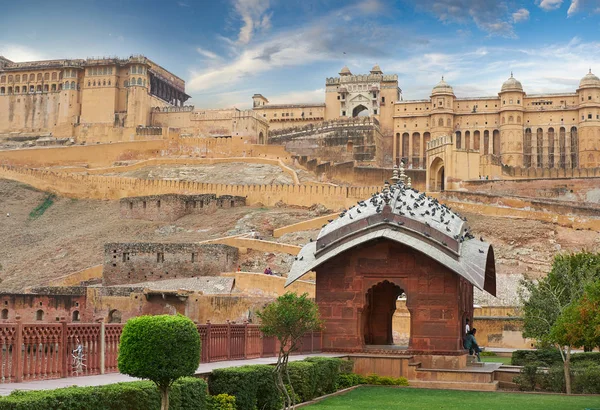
left=1, top=177, right=598, bottom=301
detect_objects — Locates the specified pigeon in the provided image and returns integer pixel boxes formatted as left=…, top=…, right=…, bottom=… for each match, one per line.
left=328, top=219, right=333, bottom=223
left=478, top=249, right=484, bottom=254
left=442, top=242, right=447, bottom=247
left=446, top=227, right=451, bottom=232
left=410, top=212, right=415, bottom=216
left=299, top=256, right=304, bottom=260
left=309, top=238, right=313, bottom=242
left=357, top=208, right=362, bottom=214
left=383, top=218, right=390, bottom=223
left=397, top=221, right=405, bottom=226
left=480, top=237, right=484, bottom=242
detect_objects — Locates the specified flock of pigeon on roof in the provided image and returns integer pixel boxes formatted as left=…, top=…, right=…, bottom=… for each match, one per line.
left=310, top=162, right=486, bottom=254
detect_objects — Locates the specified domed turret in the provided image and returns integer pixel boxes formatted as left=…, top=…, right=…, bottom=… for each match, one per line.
left=370, top=64, right=383, bottom=74
left=431, top=76, right=454, bottom=95
left=339, top=66, right=352, bottom=76
left=579, top=69, right=600, bottom=89
left=500, top=73, right=523, bottom=93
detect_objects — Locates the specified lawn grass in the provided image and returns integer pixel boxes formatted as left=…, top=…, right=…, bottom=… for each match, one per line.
left=481, top=356, right=512, bottom=365
left=305, top=386, right=600, bottom=410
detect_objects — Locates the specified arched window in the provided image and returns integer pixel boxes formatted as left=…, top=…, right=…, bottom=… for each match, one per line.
left=401, top=133, right=409, bottom=159
left=64, top=81, right=69, bottom=90
left=483, top=130, right=490, bottom=155
left=93, top=81, right=96, bottom=86
left=517, top=116, right=521, bottom=124
left=438, top=118, right=443, bottom=127
left=103, top=80, right=106, bottom=86
left=1, top=309, right=7, bottom=320
left=15, top=75, right=20, bottom=82
left=508, top=116, right=514, bottom=123
left=493, top=130, right=500, bottom=156
left=36, top=310, right=44, bottom=321
left=44, top=73, right=49, bottom=81
left=548, top=127, right=555, bottom=168
left=43, top=84, right=48, bottom=92
left=29, top=73, right=35, bottom=81
left=102, top=67, right=107, bottom=75
left=37, top=73, right=42, bottom=81
left=109, top=309, right=122, bottom=323
left=124, top=80, right=128, bottom=87
left=447, top=118, right=451, bottom=127
left=501, top=117, right=505, bottom=124
left=36, top=85, right=41, bottom=92
left=473, top=130, right=480, bottom=151
left=71, top=81, right=76, bottom=90
left=108, top=80, right=111, bottom=86
left=570, top=127, right=578, bottom=168
left=7, top=75, right=13, bottom=82
left=536, top=128, right=544, bottom=167
left=88, top=81, right=91, bottom=87
left=131, top=66, right=137, bottom=74
left=137, top=78, right=142, bottom=85
left=52, top=72, right=57, bottom=80
left=0, top=87, right=4, bottom=95
left=455, top=131, right=462, bottom=149
left=29, top=85, right=34, bottom=93
left=15, top=86, right=20, bottom=93
left=143, top=79, right=146, bottom=87
left=465, top=131, right=471, bottom=150
left=51, top=84, right=56, bottom=91
left=72, top=310, right=80, bottom=322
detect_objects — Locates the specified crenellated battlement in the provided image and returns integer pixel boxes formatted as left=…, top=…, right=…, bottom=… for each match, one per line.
left=326, top=73, right=398, bottom=85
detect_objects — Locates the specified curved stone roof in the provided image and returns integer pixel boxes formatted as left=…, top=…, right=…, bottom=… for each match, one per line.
left=501, top=73, right=523, bottom=93
left=286, top=180, right=496, bottom=296
left=432, top=77, right=454, bottom=95
left=339, top=66, right=352, bottom=76
left=370, top=64, right=382, bottom=74
left=579, top=69, right=600, bottom=89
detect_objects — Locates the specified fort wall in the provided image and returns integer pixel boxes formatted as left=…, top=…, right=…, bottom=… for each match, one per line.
left=103, top=243, right=239, bottom=286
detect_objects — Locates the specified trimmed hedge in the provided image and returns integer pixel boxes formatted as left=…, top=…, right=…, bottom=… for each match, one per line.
left=207, top=394, right=236, bottom=410
left=511, top=349, right=600, bottom=367
left=0, top=377, right=207, bottom=410
left=515, top=362, right=600, bottom=394
left=208, top=365, right=281, bottom=410
left=208, top=357, right=353, bottom=410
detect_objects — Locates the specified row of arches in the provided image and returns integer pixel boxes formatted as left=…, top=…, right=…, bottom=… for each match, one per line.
left=396, top=132, right=431, bottom=168
left=523, top=127, right=579, bottom=168
left=455, top=130, right=500, bottom=155
left=0, top=72, right=61, bottom=83
left=0, top=84, right=63, bottom=94
left=0, top=309, right=80, bottom=321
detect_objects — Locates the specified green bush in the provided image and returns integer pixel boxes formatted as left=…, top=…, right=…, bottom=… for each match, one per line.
left=287, top=361, right=317, bottom=402
left=0, top=377, right=207, bottom=410
left=365, top=374, right=409, bottom=386
left=511, top=349, right=563, bottom=366
left=207, top=394, right=236, bottom=410
left=572, top=363, right=600, bottom=394
left=208, top=365, right=280, bottom=410
left=304, top=357, right=350, bottom=396
left=336, top=373, right=367, bottom=390
left=571, top=352, right=600, bottom=366
left=513, top=364, right=540, bottom=391
left=480, top=351, right=497, bottom=357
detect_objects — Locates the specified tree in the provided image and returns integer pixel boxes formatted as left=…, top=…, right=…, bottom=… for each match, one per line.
left=118, top=314, right=201, bottom=410
left=258, top=292, right=323, bottom=410
left=520, top=252, right=600, bottom=394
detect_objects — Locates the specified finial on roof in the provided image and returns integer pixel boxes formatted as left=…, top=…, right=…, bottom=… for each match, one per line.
left=407, top=177, right=412, bottom=189
left=391, top=165, right=400, bottom=184
left=398, top=160, right=407, bottom=185
left=510, top=71, right=513, bottom=78
left=590, top=68, right=593, bottom=74
left=441, top=75, right=444, bottom=81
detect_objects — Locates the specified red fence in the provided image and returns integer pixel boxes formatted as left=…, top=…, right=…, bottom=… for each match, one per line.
left=0, top=320, right=321, bottom=384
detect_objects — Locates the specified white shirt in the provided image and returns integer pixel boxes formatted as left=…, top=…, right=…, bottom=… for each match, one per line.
left=466, top=323, right=470, bottom=334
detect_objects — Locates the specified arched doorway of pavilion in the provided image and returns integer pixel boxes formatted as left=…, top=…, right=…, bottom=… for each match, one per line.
left=429, top=157, right=445, bottom=191
left=363, top=280, right=410, bottom=347
left=258, top=131, right=265, bottom=144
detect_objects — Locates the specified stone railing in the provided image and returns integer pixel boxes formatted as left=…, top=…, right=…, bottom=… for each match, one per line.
left=0, top=319, right=322, bottom=383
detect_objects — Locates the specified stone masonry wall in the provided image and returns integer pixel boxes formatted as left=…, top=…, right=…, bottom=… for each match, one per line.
left=103, top=243, right=239, bottom=286
left=119, top=193, right=246, bottom=222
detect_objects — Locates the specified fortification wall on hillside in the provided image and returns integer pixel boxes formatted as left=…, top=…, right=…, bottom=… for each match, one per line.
left=103, top=243, right=239, bottom=286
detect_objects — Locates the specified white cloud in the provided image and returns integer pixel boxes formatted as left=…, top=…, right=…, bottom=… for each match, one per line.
left=0, top=44, right=46, bottom=62
left=537, top=0, right=563, bottom=11
left=267, top=88, right=325, bottom=105
left=512, top=8, right=530, bottom=22
left=233, top=0, right=272, bottom=44
left=196, top=47, right=219, bottom=60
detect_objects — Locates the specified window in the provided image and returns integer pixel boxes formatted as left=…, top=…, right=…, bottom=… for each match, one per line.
left=0, top=87, right=4, bottom=95
left=44, top=73, right=49, bottom=81
left=29, top=74, right=35, bottom=81
left=517, top=100, right=520, bottom=104
left=589, top=96, right=592, bottom=100
left=71, top=81, right=75, bottom=90
left=7, top=75, right=12, bottom=82
left=132, top=66, right=137, bottom=74
left=108, top=80, right=111, bottom=86
left=588, top=113, right=592, bottom=119
left=15, top=75, right=20, bottom=82
left=142, top=200, right=147, bottom=209
left=124, top=80, right=128, bottom=87
left=88, top=81, right=91, bottom=87
left=15, top=86, right=19, bottom=93
left=122, top=252, right=130, bottom=262
left=191, top=253, right=197, bottom=263
left=103, top=80, right=106, bottom=86
left=157, top=252, right=164, bottom=263
left=1, top=309, right=7, bottom=320
left=342, top=111, right=346, bottom=116
left=374, top=109, right=378, bottom=114
left=72, top=311, right=80, bottom=322
left=37, top=73, right=42, bottom=81
left=138, top=77, right=143, bottom=85
left=157, top=200, right=161, bottom=208
left=36, top=310, right=44, bottom=321
left=381, top=97, right=385, bottom=103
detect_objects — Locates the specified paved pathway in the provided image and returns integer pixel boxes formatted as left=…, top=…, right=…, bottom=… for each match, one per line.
left=0, top=353, right=343, bottom=396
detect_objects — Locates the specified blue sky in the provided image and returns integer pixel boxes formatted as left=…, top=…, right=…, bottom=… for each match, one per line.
left=1, top=0, right=599, bottom=108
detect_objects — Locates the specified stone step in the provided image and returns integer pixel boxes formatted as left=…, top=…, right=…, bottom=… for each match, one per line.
left=409, top=380, right=499, bottom=392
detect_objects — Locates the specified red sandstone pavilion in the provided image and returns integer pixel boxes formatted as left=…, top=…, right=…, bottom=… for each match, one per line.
left=286, top=166, right=497, bottom=371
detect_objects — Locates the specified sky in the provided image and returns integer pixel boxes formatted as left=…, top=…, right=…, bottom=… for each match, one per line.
left=1, top=0, right=600, bottom=108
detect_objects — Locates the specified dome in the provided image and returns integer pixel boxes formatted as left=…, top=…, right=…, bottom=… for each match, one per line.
left=500, top=73, right=523, bottom=92
left=431, top=77, right=454, bottom=95
left=286, top=179, right=497, bottom=296
left=579, top=69, right=600, bottom=89
left=339, top=66, right=352, bottom=76
left=370, top=64, right=383, bottom=74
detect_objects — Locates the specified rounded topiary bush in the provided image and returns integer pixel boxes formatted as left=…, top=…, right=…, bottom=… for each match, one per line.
left=118, top=314, right=201, bottom=410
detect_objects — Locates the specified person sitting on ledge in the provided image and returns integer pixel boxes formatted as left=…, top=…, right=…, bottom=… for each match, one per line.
left=463, top=328, right=482, bottom=362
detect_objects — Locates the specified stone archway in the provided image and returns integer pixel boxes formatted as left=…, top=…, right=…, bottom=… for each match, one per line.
left=353, top=104, right=369, bottom=117
left=258, top=131, right=265, bottom=144
left=429, top=157, right=445, bottom=191
left=363, top=280, right=403, bottom=345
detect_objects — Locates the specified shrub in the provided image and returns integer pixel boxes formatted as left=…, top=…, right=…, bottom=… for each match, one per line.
left=511, top=349, right=562, bottom=366
left=304, top=357, right=350, bottom=396
left=365, top=374, right=409, bottom=386
left=571, top=352, right=600, bottom=366
left=287, top=361, right=317, bottom=402
left=0, top=378, right=207, bottom=410
left=513, top=364, right=540, bottom=391
left=207, top=394, right=236, bottom=410
left=208, top=365, right=280, bottom=410
left=572, top=363, right=600, bottom=394
left=336, top=373, right=367, bottom=390
left=118, top=315, right=201, bottom=410
left=480, top=351, right=497, bottom=357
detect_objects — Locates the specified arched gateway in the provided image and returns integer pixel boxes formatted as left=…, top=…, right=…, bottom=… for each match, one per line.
left=286, top=174, right=496, bottom=362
